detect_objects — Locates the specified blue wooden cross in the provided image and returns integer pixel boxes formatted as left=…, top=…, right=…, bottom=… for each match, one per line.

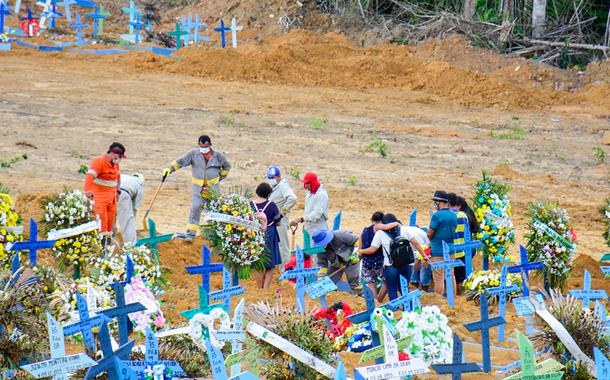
left=43, top=3, right=61, bottom=29
left=569, top=269, right=608, bottom=309
left=213, top=19, right=230, bottom=48
left=409, top=208, right=417, bottom=227
left=128, top=13, right=145, bottom=44
left=124, top=254, right=134, bottom=285
left=333, top=209, right=342, bottom=231
left=595, top=301, right=610, bottom=330
left=0, top=2, right=10, bottom=34
left=125, top=327, right=186, bottom=378
left=379, top=275, right=422, bottom=312
left=463, top=295, right=505, bottom=373
left=210, top=267, right=245, bottom=313
left=334, top=361, right=346, bottom=380
left=304, top=275, right=337, bottom=329
left=278, top=245, right=321, bottom=313
left=347, top=284, right=382, bottom=364
left=595, top=347, right=610, bottom=379
left=63, top=293, right=110, bottom=352
left=430, top=241, right=464, bottom=307
left=121, top=0, right=140, bottom=34
left=21, top=313, right=96, bottom=379
left=135, top=219, right=173, bottom=267
left=600, top=266, right=610, bottom=277
left=431, top=333, right=482, bottom=380
left=452, top=222, right=483, bottom=278
left=99, top=281, right=146, bottom=346
left=10, top=251, right=20, bottom=275
left=8, top=218, right=55, bottom=267
left=68, top=12, right=89, bottom=46
left=85, top=4, right=107, bottom=38
left=55, top=0, right=75, bottom=21
left=507, top=245, right=544, bottom=297
left=486, top=264, right=520, bottom=343
left=180, top=285, right=225, bottom=338
left=190, top=15, right=208, bottom=44
left=185, top=244, right=223, bottom=293
left=84, top=321, right=136, bottom=380
left=168, top=22, right=189, bottom=49
left=12, top=0, right=22, bottom=14
left=206, top=339, right=229, bottom=379
left=512, top=296, right=540, bottom=336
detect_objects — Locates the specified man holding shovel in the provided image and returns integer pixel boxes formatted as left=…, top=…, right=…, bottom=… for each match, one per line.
left=162, top=135, right=231, bottom=242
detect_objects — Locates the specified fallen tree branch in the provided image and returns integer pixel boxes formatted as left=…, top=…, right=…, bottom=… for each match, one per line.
left=516, top=38, right=610, bottom=51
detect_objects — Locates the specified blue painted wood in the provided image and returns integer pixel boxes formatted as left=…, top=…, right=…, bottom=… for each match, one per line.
left=228, top=372, right=259, bottom=380
left=430, top=241, right=464, bottom=307
left=54, top=0, right=75, bottom=21
left=125, top=327, right=187, bottom=378
left=451, top=222, right=483, bottom=278
left=507, top=245, right=544, bottom=297
left=347, top=284, right=382, bottom=364
left=128, top=45, right=175, bottom=56
left=10, top=251, right=20, bottom=274
left=408, top=208, right=417, bottom=227
left=185, top=244, right=223, bottom=293
left=213, top=19, right=230, bottom=48
left=191, top=15, right=208, bottom=44
left=7, top=219, right=55, bottom=267
left=569, top=269, right=608, bottom=309
left=601, top=266, right=610, bottom=277
left=121, top=0, right=140, bottom=35
left=333, top=210, right=342, bottom=231
left=463, top=296, right=505, bottom=373
left=594, top=347, right=610, bottom=379
left=85, top=4, right=107, bottom=38
left=486, top=264, right=519, bottom=342
left=0, top=3, right=10, bottom=34
left=379, top=275, right=422, bottom=312
left=12, top=0, right=22, bottom=14
left=128, top=13, right=145, bottom=44
left=304, top=276, right=337, bottom=300
left=67, top=48, right=129, bottom=54
left=74, top=0, right=94, bottom=8
left=595, top=301, right=610, bottom=329
left=124, top=255, right=134, bottom=284
left=68, top=12, right=89, bottom=46
left=180, top=285, right=225, bottom=340
left=84, top=321, right=136, bottom=380
left=99, top=281, right=145, bottom=346
left=206, top=340, right=229, bottom=379
left=431, top=333, right=481, bottom=380
left=63, top=293, right=110, bottom=352
left=278, top=245, right=321, bottom=313
left=334, top=361, right=346, bottom=380
left=41, top=3, right=61, bottom=29
left=209, top=267, right=245, bottom=313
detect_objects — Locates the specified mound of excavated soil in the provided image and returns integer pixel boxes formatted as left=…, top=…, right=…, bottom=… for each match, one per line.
left=125, top=30, right=606, bottom=111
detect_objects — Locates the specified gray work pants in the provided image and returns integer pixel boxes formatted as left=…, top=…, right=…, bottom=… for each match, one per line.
left=117, top=191, right=137, bottom=244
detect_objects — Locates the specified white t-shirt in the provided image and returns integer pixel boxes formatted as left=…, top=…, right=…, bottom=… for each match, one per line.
left=371, top=226, right=430, bottom=266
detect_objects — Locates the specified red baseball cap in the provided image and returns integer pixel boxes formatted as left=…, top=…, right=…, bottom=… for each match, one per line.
left=301, top=172, right=318, bottom=184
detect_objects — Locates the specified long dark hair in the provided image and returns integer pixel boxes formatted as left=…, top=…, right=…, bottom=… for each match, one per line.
left=457, top=196, right=480, bottom=235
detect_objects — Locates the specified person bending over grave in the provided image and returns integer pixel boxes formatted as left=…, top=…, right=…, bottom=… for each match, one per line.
left=84, top=142, right=126, bottom=247
left=162, top=135, right=231, bottom=242
left=448, top=192, right=469, bottom=295
left=359, top=211, right=386, bottom=300
left=266, top=165, right=297, bottom=272
left=116, top=173, right=144, bottom=244
left=251, top=183, right=282, bottom=289
left=360, top=214, right=430, bottom=301
left=311, top=228, right=363, bottom=296
left=290, top=172, right=329, bottom=270
left=428, top=191, right=458, bottom=296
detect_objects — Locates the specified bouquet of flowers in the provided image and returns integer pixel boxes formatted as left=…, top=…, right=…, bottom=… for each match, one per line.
left=91, top=243, right=166, bottom=292
left=343, top=323, right=373, bottom=353
left=395, top=305, right=453, bottom=364
left=43, top=190, right=101, bottom=271
left=525, top=200, right=576, bottom=290
left=124, top=277, right=165, bottom=334
left=473, top=172, right=515, bottom=262
left=601, top=198, right=610, bottom=248
left=50, top=278, right=113, bottom=322
left=462, top=269, right=522, bottom=304
left=0, top=191, right=23, bottom=268
left=202, top=192, right=267, bottom=279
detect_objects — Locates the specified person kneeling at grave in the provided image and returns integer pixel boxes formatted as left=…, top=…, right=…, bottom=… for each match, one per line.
left=360, top=214, right=430, bottom=302
left=311, top=228, right=363, bottom=296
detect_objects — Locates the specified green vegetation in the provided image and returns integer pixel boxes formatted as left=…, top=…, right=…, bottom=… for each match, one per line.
left=364, top=139, right=390, bottom=158
left=287, top=165, right=301, bottom=180
left=593, top=147, right=606, bottom=164
left=490, top=117, right=526, bottom=140
left=347, top=176, right=358, bottom=185
left=309, top=117, right=327, bottom=130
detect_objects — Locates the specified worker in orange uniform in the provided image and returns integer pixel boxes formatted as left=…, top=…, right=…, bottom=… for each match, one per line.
left=84, top=142, right=127, bottom=247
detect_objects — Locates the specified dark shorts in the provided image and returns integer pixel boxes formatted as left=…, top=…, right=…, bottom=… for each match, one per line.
left=454, top=255, right=466, bottom=283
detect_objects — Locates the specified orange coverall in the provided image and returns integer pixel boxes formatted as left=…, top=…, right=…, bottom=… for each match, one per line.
left=84, top=156, right=120, bottom=234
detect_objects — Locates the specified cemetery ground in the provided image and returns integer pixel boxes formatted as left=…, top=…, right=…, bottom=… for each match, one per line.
left=0, top=32, right=609, bottom=377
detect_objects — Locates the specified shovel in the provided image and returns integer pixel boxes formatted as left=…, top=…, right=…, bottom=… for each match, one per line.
left=290, top=224, right=299, bottom=251
left=142, top=173, right=167, bottom=231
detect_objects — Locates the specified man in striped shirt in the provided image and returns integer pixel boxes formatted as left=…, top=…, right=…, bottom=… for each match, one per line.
left=448, top=193, right=469, bottom=295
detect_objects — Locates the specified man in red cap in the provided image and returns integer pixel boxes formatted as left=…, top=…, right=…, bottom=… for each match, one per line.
left=84, top=142, right=126, bottom=247
left=291, top=172, right=329, bottom=273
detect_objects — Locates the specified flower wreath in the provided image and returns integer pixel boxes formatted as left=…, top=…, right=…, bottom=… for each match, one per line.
left=188, top=308, right=231, bottom=351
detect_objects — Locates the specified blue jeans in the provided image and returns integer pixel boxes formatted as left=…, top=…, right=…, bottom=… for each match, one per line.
left=411, top=265, right=432, bottom=286
left=383, top=265, right=412, bottom=301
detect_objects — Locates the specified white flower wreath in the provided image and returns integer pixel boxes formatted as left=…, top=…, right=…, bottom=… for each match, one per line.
left=188, top=308, right=231, bottom=351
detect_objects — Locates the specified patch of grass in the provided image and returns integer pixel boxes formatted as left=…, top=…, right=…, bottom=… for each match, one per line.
left=71, top=151, right=87, bottom=159
left=363, top=139, right=390, bottom=158
left=0, top=154, right=27, bottom=168
left=593, top=147, right=606, bottom=164
left=557, top=153, right=567, bottom=162
left=287, top=166, right=301, bottom=180
left=78, top=165, right=88, bottom=174
left=216, top=114, right=238, bottom=128
left=347, top=176, right=358, bottom=185
left=490, top=116, right=527, bottom=140
left=309, top=117, right=327, bottom=129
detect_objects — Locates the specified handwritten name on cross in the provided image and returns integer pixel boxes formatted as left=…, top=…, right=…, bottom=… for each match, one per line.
left=125, top=327, right=186, bottom=378
left=431, top=333, right=481, bottom=380
left=8, top=219, right=55, bottom=266
left=84, top=321, right=136, bottom=380
left=507, top=245, right=544, bottom=297
left=185, top=244, right=223, bottom=293
left=569, top=269, right=608, bottom=309
left=513, top=330, right=563, bottom=380
left=99, top=281, right=146, bottom=346
left=21, top=313, right=96, bottom=379
left=430, top=241, right=464, bottom=307
left=305, top=275, right=337, bottom=328
left=279, top=245, right=321, bottom=313
left=463, top=295, right=505, bottom=373
left=210, top=267, right=245, bottom=313
left=213, top=19, right=230, bottom=48
left=63, top=293, right=110, bottom=352
left=595, top=347, right=610, bottom=379
left=486, top=264, right=520, bottom=342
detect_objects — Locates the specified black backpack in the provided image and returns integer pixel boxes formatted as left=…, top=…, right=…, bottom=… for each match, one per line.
left=385, top=229, right=415, bottom=268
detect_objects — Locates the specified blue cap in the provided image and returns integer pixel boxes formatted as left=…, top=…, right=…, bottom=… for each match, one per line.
left=266, top=165, right=281, bottom=179
left=312, top=228, right=334, bottom=248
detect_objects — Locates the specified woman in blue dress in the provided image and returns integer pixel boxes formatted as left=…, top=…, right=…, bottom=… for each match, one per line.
left=252, top=182, right=282, bottom=288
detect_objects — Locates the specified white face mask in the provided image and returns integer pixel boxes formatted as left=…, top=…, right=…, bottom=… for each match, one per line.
left=200, top=147, right=211, bottom=154
left=113, top=158, right=121, bottom=164
left=268, top=178, right=278, bottom=187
